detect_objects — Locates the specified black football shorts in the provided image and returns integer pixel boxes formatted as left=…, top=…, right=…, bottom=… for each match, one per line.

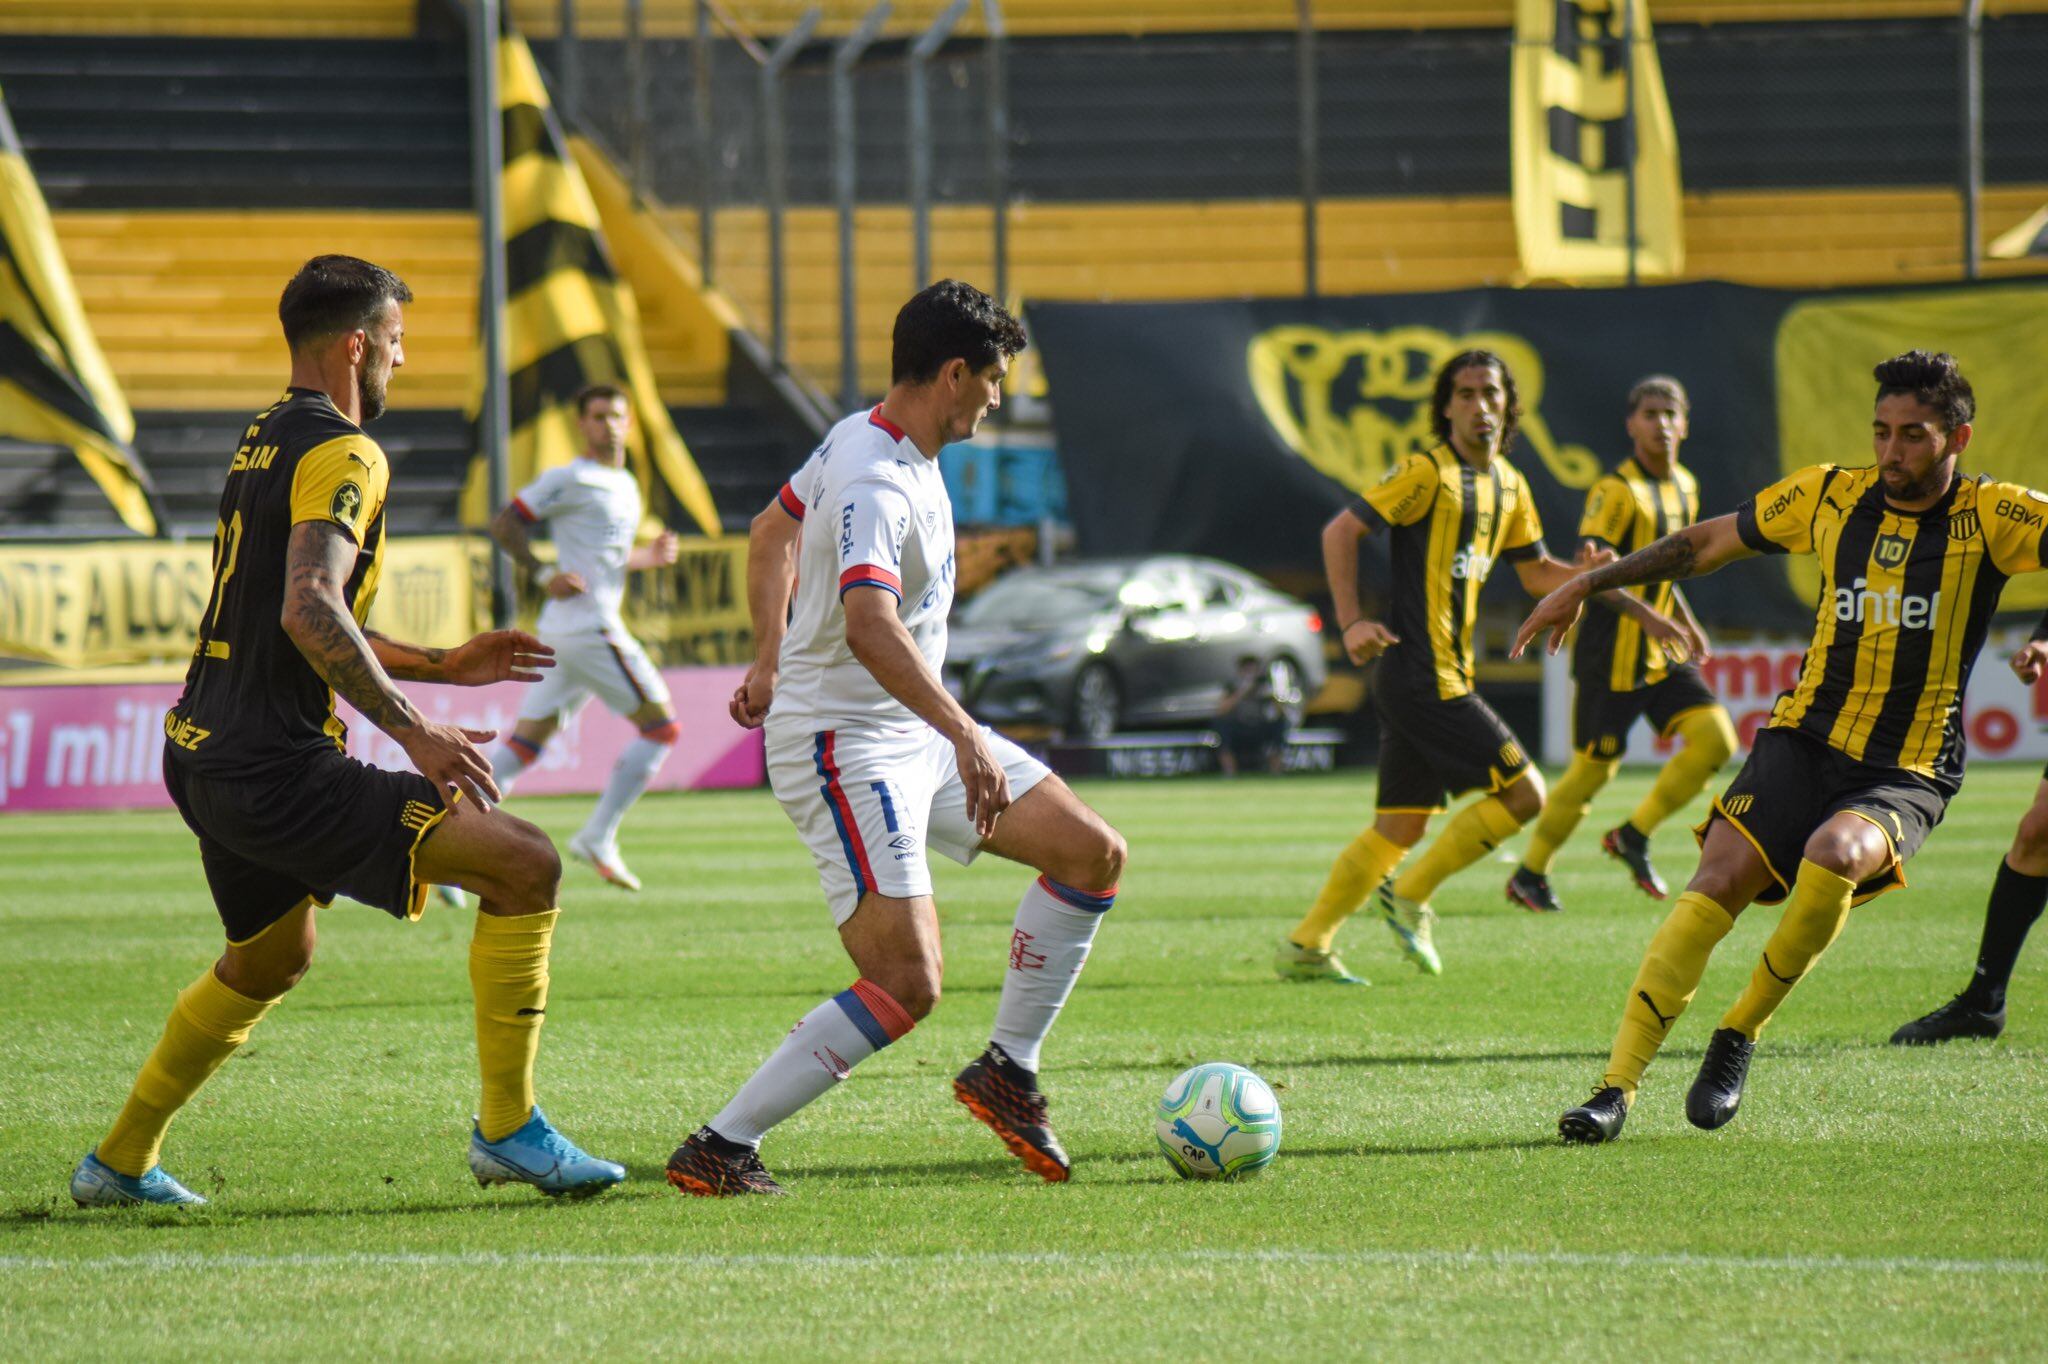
left=1572, top=663, right=1720, bottom=758
left=1372, top=669, right=1534, bottom=813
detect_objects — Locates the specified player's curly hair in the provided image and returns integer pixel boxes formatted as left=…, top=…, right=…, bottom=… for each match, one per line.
left=1430, top=349, right=1522, bottom=455
left=279, top=255, right=412, bottom=351
left=1874, top=350, right=1975, bottom=431
left=891, top=280, right=1027, bottom=385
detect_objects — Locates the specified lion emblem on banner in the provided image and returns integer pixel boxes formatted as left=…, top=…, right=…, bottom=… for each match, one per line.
left=1246, top=326, right=1600, bottom=494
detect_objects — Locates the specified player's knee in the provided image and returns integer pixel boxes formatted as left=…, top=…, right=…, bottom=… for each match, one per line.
left=2014, top=804, right=2048, bottom=862
left=878, top=965, right=940, bottom=1021
left=497, top=824, right=562, bottom=913
left=1088, top=825, right=1129, bottom=890
left=1501, top=774, right=1545, bottom=823
left=1800, top=824, right=1877, bottom=879
left=1686, top=710, right=1738, bottom=768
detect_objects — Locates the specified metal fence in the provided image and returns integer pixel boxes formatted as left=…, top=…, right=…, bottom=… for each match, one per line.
left=527, top=3, right=2048, bottom=407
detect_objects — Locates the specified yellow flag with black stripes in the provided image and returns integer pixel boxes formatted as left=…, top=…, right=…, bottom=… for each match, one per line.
left=462, top=26, right=719, bottom=534
left=1511, top=0, right=1683, bottom=281
left=0, top=83, right=158, bottom=535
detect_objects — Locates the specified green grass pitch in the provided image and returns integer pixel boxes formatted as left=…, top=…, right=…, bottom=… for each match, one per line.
left=4, top=765, right=2046, bottom=1358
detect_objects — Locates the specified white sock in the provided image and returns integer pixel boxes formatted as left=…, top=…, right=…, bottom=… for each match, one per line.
left=578, top=734, right=669, bottom=850
left=490, top=738, right=537, bottom=796
left=989, top=876, right=1114, bottom=1073
left=708, top=979, right=915, bottom=1146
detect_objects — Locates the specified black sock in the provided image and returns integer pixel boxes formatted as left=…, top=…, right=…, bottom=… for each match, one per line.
left=1966, top=859, right=2048, bottom=1010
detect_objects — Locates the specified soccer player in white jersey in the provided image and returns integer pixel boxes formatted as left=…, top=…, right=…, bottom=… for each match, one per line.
left=477, top=383, right=681, bottom=891
left=664, top=281, right=1129, bottom=1196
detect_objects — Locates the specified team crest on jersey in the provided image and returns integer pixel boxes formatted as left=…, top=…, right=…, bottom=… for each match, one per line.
left=331, top=480, right=365, bottom=529
left=1948, top=509, right=1981, bottom=540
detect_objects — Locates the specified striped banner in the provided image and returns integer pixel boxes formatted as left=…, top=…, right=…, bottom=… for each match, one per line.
left=462, top=25, right=720, bottom=535
left=0, top=82, right=158, bottom=535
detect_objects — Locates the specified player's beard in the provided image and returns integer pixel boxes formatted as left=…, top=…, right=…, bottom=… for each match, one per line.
left=358, top=354, right=390, bottom=423
left=1885, top=456, right=1952, bottom=502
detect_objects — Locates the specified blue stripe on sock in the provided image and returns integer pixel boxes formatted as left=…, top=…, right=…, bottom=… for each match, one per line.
left=832, top=988, right=892, bottom=1050
left=1042, top=877, right=1116, bottom=913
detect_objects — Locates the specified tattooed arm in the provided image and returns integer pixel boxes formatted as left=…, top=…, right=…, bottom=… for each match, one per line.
left=281, top=521, right=503, bottom=803
left=364, top=631, right=447, bottom=683
left=1511, top=514, right=1754, bottom=659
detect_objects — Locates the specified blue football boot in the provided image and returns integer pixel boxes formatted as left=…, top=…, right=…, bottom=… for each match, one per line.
left=70, top=1152, right=207, bottom=1208
left=468, top=1107, right=625, bottom=1197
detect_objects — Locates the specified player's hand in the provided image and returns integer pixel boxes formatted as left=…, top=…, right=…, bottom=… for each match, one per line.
left=650, top=531, right=681, bottom=567
left=2012, top=639, right=2048, bottom=684
left=1513, top=582, right=1587, bottom=659
left=1575, top=541, right=1618, bottom=570
left=1637, top=610, right=1697, bottom=664
left=955, top=727, right=1013, bottom=840
left=1341, top=619, right=1400, bottom=665
left=402, top=722, right=503, bottom=806
left=544, top=570, right=588, bottom=599
left=729, top=662, right=776, bottom=728
left=1680, top=620, right=1713, bottom=664
left=443, top=630, right=555, bottom=686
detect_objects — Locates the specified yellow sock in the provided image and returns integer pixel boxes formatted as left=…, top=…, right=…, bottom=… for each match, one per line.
left=1628, top=706, right=1737, bottom=835
left=1522, top=753, right=1619, bottom=874
left=1602, top=891, right=1737, bottom=1098
left=1393, top=795, right=1525, bottom=903
left=1291, top=827, right=1409, bottom=952
left=1720, top=859, right=1854, bottom=1039
left=471, top=908, right=558, bottom=1142
left=96, top=969, right=277, bottom=1176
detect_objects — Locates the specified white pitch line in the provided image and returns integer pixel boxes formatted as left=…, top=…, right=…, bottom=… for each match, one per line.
left=1, top=1247, right=2042, bottom=1277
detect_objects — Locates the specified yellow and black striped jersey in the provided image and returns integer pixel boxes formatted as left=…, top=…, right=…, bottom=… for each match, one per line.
left=1735, top=464, right=2048, bottom=791
left=1349, top=444, right=1546, bottom=700
left=164, top=388, right=392, bottom=775
left=1572, top=456, right=1702, bottom=691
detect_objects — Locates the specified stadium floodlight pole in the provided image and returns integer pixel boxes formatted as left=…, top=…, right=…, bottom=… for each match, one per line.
left=833, top=1, right=893, bottom=411
left=626, top=0, right=649, bottom=196
left=469, top=0, right=515, bottom=627
left=909, top=0, right=970, bottom=292
left=982, top=0, right=1010, bottom=313
left=694, top=0, right=715, bottom=284
left=1961, top=0, right=1985, bottom=279
left=1620, top=0, right=1639, bottom=288
left=762, top=7, right=823, bottom=373
left=557, top=0, right=579, bottom=126
left=1296, top=0, right=1318, bottom=298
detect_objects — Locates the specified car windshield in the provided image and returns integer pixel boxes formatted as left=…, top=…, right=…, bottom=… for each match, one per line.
left=958, top=567, right=1127, bottom=627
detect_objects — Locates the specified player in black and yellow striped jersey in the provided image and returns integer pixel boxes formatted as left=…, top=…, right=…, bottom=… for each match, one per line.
left=1512, top=351, right=2048, bottom=1144
left=1509, top=377, right=1737, bottom=913
left=71, top=256, right=624, bottom=1210
left=1277, top=350, right=1688, bottom=984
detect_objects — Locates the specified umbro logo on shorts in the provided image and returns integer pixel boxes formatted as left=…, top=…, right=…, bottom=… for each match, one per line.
left=399, top=800, right=438, bottom=833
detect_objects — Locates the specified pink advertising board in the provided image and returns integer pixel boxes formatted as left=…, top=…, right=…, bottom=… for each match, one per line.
left=0, top=667, right=763, bottom=813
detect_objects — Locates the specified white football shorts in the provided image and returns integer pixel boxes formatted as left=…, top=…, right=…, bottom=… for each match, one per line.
left=516, top=626, right=672, bottom=723
left=765, top=722, right=1052, bottom=924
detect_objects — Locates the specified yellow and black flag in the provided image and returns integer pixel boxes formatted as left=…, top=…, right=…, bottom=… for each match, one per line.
left=0, top=84, right=158, bottom=535
left=1511, top=0, right=1683, bottom=282
left=463, top=26, right=720, bottom=534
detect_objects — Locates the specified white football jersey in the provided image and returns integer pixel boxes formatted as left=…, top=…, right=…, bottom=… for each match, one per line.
left=768, top=406, right=957, bottom=735
left=512, top=457, right=642, bottom=634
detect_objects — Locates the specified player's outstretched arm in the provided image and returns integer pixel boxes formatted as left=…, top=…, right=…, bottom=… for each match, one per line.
left=731, top=496, right=804, bottom=728
left=366, top=629, right=555, bottom=687
left=489, top=501, right=585, bottom=598
left=1511, top=514, right=1752, bottom=659
left=1323, top=507, right=1398, bottom=663
left=843, top=585, right=1010, bottom=837
left=1510, top=552, right=1697, bottom=661
left=282, top=521, right=503, bottom=804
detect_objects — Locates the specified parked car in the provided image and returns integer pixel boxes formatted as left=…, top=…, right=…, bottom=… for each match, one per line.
left=946, top=556, right=1327, bottom=739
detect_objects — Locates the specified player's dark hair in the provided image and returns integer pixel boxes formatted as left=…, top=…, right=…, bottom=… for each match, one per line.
left=278, top=255, right=412, bottom=351
left=1874, top=350, right=1975, bottom=431
left=576, top=383, right=628, bottom=415
left=1430, top=349, right=1521, bottom=455
left=1627, top=374, right=1689, bottom=415
left=891, top=280, right=1027, bottom=386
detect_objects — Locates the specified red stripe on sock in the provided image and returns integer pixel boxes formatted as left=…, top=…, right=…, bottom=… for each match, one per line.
left=849, top=977, right=915, bottom=1040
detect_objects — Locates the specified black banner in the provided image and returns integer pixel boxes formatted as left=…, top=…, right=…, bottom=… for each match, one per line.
left=1029, top=279, right=2048, bottom=630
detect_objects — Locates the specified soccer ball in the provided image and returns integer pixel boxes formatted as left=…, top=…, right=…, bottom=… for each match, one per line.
left=1155, top=1062, right=1282, bottom=1180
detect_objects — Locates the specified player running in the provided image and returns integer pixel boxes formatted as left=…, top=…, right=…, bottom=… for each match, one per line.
left=469, top=383, right=682, bottom=892
left=70, top=256, right=623, bottom=1208
left=1507, top=376, right=1734, bottom=913
left=1277, top=350, right=1687, bottom=984
left=664, top=281, right=1128, bottom=1196
left=1514, top=351, right=2048, bottom=1142
left=1891, top=608, right=2048, bottom=1045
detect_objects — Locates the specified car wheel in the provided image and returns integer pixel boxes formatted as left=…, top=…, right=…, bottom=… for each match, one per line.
left=1268, top=656, right=1306, bottom=727
left=1070, top=663, right=1122, bottom=740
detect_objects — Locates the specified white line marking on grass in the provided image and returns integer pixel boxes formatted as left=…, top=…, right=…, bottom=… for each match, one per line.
left=2, top=1248, right=2042, bottom=1277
